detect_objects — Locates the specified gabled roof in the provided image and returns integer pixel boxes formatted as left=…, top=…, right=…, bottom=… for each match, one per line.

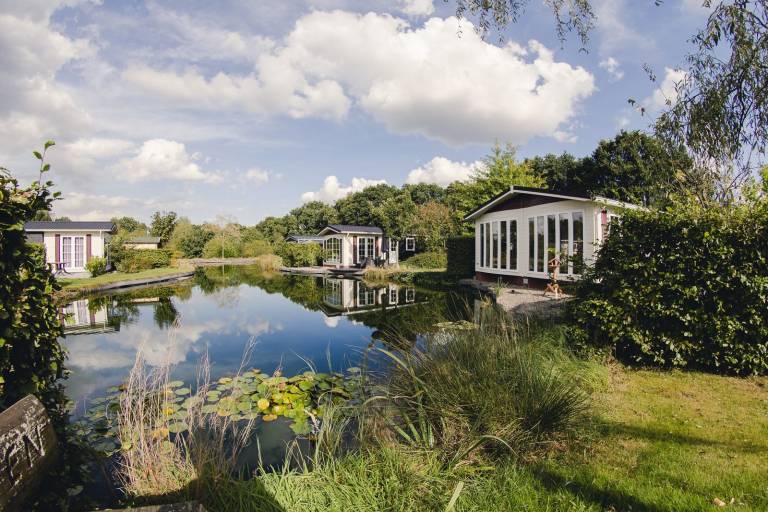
left=317, top=224, right=384, bottom=236
left=463, top=186, right=644, bottom=221
left=24, top=221, right=116, bottom=232
left=126, top=236, right=161, bottom=244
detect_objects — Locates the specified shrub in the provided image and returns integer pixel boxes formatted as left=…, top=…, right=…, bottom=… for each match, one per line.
left=202, top=237, right=241, bottom=258
left=176, top=225, right=214, bottom=258
left=446, top=236, right=474, bottom=276
left=117, top=249, right=171, bottom=273
left=85, top=256, right=107, bottom=276
left=241, top=239, right=273, bottom=257
left=402, top=251, right=447, bottom=269
left=0, top=142, right=64, bottom=410
left=373, top=305, right=590, bottom=464
left=253, top=254, right=282, bottom=271
left=277, top=242, right=322, bottom=267
left=568, top=201, right=768, bottom=376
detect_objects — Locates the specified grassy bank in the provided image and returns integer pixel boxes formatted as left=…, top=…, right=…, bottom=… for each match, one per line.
left=193, top=365, right=767, bottom=512
left=93, top=307, right=768, bottom=512
left=58, top=265, right=194, bottom=290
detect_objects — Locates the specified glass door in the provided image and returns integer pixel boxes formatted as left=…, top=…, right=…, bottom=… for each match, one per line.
left=61, top=236, right=85, bottom=270
left=357, top=236, right=375, bottom=263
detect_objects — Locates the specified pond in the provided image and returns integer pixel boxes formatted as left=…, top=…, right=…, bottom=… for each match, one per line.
left=57, top=265, right=477, bottom=504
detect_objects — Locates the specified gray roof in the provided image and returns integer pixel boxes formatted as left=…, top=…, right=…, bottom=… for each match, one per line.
left=319, top=224, right=384, bottom=235
left=285, top=234, right=325, bottom=242
left=126, top=236, right=161, bottom=244
left=24, top=221, right=116, bottom=232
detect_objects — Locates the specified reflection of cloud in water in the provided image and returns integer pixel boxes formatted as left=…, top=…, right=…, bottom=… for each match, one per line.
left=67, top=320, right=225, bottom=370
left=324, top=316, right=339, bottom=328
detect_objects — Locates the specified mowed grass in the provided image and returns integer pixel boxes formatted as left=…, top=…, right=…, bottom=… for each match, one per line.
left=196, top=365, right=767, bottom=512
left=531, top=366, right=768, bottom=511
left=58, top=265, right=194, bottom=290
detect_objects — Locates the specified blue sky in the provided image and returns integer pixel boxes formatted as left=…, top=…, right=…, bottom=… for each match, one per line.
left=0, top=0, right=710, bottom=224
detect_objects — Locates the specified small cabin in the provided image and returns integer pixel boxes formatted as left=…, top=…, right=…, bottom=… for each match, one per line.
left=317, top=224, right=399, bottom=267
left=24, top=221, right=116, bottom=273
left=464, top=186, right=641, bottom=285
left=124, top=236, right=161, bottom=250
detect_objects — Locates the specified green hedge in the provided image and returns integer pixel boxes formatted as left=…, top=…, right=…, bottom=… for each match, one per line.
left=568, top=202, right=768, bottom=376
left=402, top=251, right=447, bottom=269
left=277, top=242, right=322, bottom=267
left=117, top=249, right=172, bottom=273
left=446, top=236, right=475, bottom=276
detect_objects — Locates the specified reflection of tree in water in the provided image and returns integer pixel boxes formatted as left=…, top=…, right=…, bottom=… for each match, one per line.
left=153, top=297, right=179, bottom=329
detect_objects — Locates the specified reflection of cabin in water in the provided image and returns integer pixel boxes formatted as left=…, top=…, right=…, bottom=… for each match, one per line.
left=60, top=299, right=119, bottom=335
left=320, top=278, right=418, bottom=316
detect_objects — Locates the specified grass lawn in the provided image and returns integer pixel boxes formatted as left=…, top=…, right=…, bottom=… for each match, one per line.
left=199, top=365, right=767, bottom=512
left=58, top=265, right=194, bottom=290
left=526, top=366, right=768, bottom=511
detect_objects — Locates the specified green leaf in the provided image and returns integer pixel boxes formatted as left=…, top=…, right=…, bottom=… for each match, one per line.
left=44, top=140, right=55, bottom=149
left=168, top=422, right=189, bottom=433
left=33, top=150, right=43, bottom=160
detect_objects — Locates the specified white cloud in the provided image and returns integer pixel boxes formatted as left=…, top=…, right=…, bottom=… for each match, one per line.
left=301, top=175, right=387, bottom=203
left=599, top=56, right=624, bottom=81
left=405, top=156, right=483, bottom=186
left=54, top=137, right=135, bottom=175
left=398, top=0, right=434, bottom=16
left=323, top=316, right=339, bottom=328
left=552, top=130, right=578, bottom=144
left=0, top=6, right=94, bottom=163
left=645, top=67, right=686, bottom=111
left=243, top=168, right=270, bottom=185
left=125, top=11, right=595, bottom=146
left=112, top=139, right=221, bottom=183
left=52, top=190, right=192, bottom=221
left=593, top=0, right=654, bottom=54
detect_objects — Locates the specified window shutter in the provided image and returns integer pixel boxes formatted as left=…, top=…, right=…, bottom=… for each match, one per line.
left=55, top=234, right=60, bottom=262
left=86, top=234, right=92, bottom=263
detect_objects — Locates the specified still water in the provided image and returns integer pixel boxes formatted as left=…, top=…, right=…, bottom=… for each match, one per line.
left=61, top=266, right=472, bottom=413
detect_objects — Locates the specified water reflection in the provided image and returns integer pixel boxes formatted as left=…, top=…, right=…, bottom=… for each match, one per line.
left=60, top=267, right=472, bottom=413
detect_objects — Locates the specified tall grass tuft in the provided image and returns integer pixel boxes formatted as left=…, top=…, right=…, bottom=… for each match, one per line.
left=368, top=304, right=590, bottom=467
left=253, top=254, right=282, bottom=271
left=115, top=330, right=257, bottom=500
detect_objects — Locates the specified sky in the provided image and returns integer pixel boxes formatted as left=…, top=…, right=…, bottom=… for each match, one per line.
left=0, top=0, right=711, bottom=224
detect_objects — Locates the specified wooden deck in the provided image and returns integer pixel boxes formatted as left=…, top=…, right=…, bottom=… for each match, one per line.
left=279, top=266, right=364, bottom=276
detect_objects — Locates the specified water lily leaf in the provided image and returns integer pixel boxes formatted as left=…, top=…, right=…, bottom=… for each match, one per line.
left=237, top=401, right=252, bottom=412
left=217, top=409, right=231, bottom=417
left=218, top=377, right=232, bottom=384
left=298, top=380, right=314, bottom=391
left=168, top=422, right=189, bottom=434
left=175, top=387, right=191, bottom=396
left=262, top=414, right=277, bottom=422
left=201, top=404, right=218, bottom=414
left=168, top=380, right=184, bottom=388
left=172, top=410, right=189, bottom=420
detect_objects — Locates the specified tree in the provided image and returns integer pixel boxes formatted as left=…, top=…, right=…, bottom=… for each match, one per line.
left=171, top=219, right=214, bottom=258
left=150, top=211, right=178, bottom=246
left=654, top=0, right=768, bottom=203
left=33, top=210, right=52, bottom=221
left=454, top=0, right=595, bottom=47
left=54, top=216, right=71, bottom=222
left=526, top=152, right=588, bottom=193
left=205, top=215, right=241, bottom=259
left=372, top=192, right=418, bottom=239
left=255, top=216, right=295, bottom=244
left=289, top=201, right=339, bottom=233
left=0, top=142, right=64, bottom=410
left=112, top=216, right=146, bottom=234
left=584, top=131, right=692, bottom=207
left=446, top=143, right=544, bottom=230
left=409, top=201, right=457, bottom=252
left=402, top=183, right=446, bottom=205
left=335, top=183, right=400, bottom=226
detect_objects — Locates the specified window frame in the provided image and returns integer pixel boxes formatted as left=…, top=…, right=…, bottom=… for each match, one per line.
left=405, top=237, right=416, bottom=251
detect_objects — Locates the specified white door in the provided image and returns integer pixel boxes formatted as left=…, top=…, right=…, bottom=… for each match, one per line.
left=62, top=236, right=85, bottom=270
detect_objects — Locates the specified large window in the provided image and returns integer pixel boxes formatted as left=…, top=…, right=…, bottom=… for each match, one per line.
left=491, top=221, right=499, bottom=268
left=573, top=212, right=584, bottom=274
left=484, top=222, right=491, bottom=267
left=479, top=224, right=484, bottom=267
left=405, top=237, right=415, bottom=251
left=357, top=236, right=375, bottom=262
left=559, top=213, right=570, bottom=274
left=500, top=220, right=507, bottom=269
left=356, top=281, right=376, bottom=307
left=528, top=219, right=535, bottom=271
left=547, top=215, right=556, bottom=265
left=324, top=237, right=341, bottom=263
left=528, top=211, right=585, bottom=275
left=536, top=216, right=545, bottom=272
left=509, top=220, right=517, bottom=270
